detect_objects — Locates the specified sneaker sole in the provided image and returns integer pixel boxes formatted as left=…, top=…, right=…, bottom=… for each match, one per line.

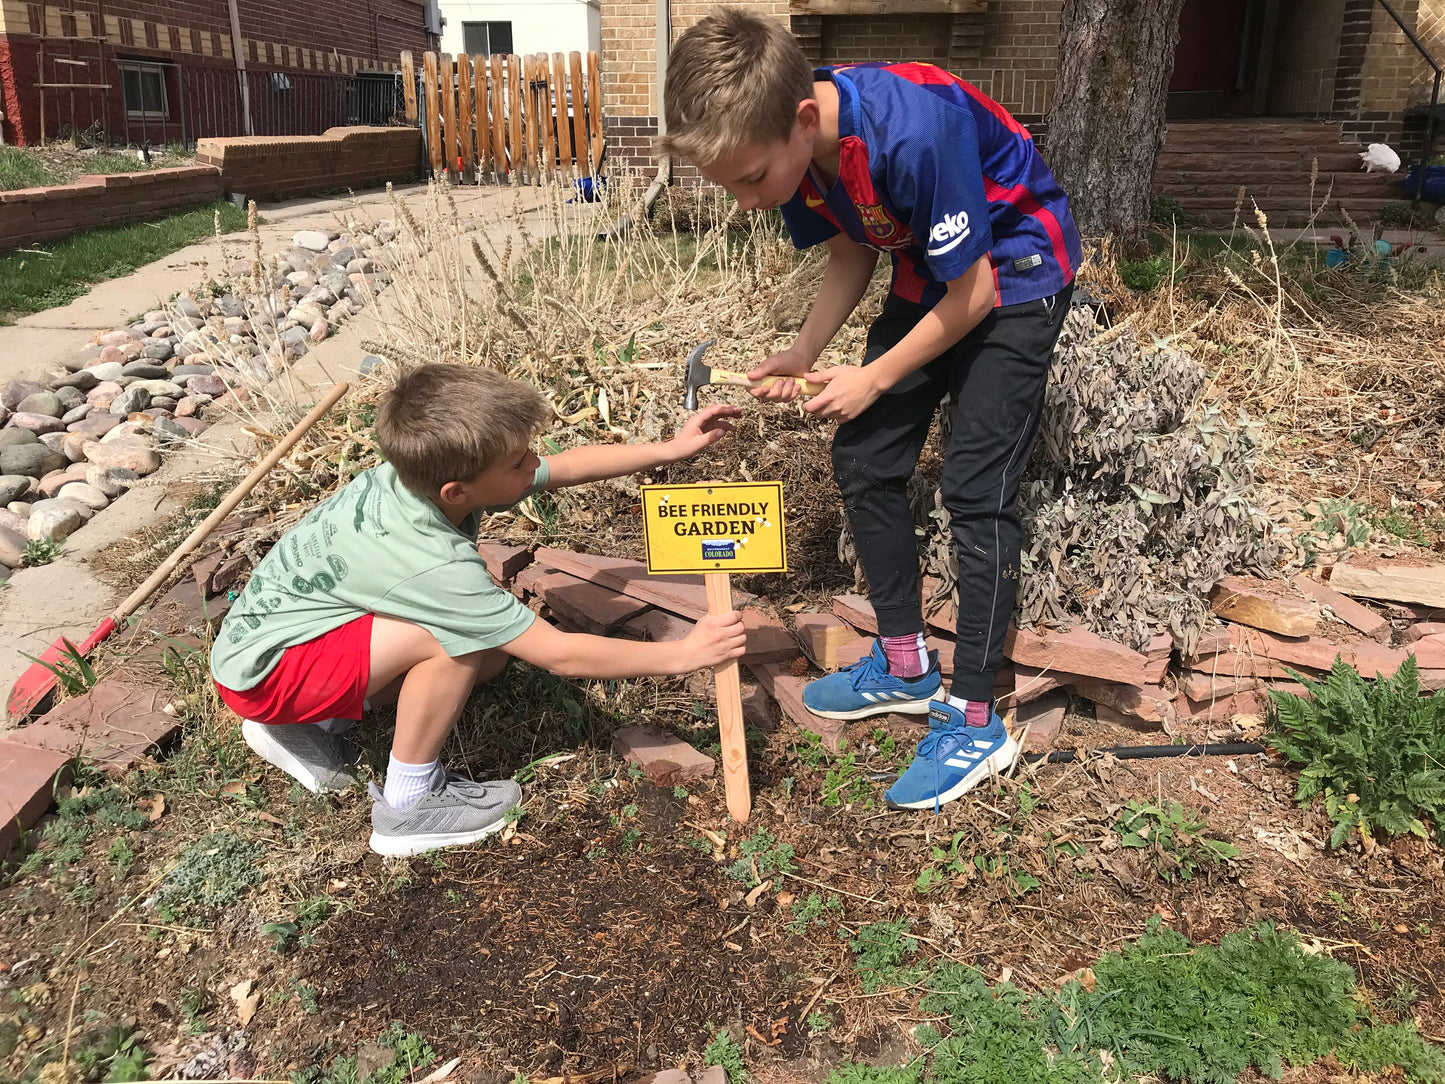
left=886, top=736, right=1021, bottom=811
left=804, top=696, right=937, bottom=721
left=241, top=719, right=355, bottom=795
left=368, top=819, right=508, bottom=857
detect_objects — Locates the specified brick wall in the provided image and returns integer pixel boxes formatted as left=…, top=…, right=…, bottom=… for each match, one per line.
left=0, top=166, right=222, bottom=249
left=0, top=0, right=431, bottom=145
left=196, top=124, right=421, bottom=199
left=1268, top=0, right=1343, bottom=115
left=821, top=14, right=951, bottom=67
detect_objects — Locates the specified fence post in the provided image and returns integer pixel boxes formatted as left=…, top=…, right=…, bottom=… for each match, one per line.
left=522, top=54, right=538, bottom=185
left=552, top=52, right=573, bottom=183
left=400, top=51, right=417, bottom=124
left=537, top=53, right=556, bottom=183
left=490, top=54, right=507, bottom=181
left=422, top=51, right=442, bottom=177
left=440, top=53, right=457, bottom=183
left=569, top=51, right=591, bottom=182
left=587, top=50, right=603, bottom=177
left=508, top=55, right=523, bottom=185
left=457, top=53, right=474, bottom=180
left=473, top=54, right=491, bottom=178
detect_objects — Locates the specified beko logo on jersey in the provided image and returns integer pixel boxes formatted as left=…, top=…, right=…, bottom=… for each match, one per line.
left=927, top=211, right=971, bottom=255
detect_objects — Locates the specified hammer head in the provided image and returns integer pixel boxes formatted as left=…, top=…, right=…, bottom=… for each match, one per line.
left=682, top=338, right=717, bottom=411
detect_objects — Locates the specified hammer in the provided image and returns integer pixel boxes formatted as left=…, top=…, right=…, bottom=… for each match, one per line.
left=683, top=339, right=826, bottom=411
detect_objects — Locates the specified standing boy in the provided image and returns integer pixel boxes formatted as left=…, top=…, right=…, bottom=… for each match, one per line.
left=661, top=10, right=1082, bottom=810
left=211, top=365, right=747, bottom=855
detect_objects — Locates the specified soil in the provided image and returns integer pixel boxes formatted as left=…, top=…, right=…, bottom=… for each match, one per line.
left=6, top=693, right=1439, bottom=1083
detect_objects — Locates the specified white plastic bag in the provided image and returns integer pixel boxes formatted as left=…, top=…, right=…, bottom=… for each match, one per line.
left=1360, top=143, right=1401, bottom=173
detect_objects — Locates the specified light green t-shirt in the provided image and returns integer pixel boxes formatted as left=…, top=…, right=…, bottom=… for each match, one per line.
left=210, top=460, right=548, bottom=691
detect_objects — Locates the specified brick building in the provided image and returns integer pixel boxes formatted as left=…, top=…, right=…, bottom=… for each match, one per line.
left=602, top=0, right=1444, bottom=219
left=0, top=0, right=439, bottom=146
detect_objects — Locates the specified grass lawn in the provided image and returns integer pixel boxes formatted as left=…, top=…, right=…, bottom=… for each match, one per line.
left=0, top=199, right=248, bottom=323
left=0, top=144, right=195, bottom=191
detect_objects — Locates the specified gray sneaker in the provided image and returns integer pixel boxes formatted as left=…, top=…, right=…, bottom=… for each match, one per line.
left=241, top=718, right=360, bottom=794
left=368, top=767, right=521, bottom=857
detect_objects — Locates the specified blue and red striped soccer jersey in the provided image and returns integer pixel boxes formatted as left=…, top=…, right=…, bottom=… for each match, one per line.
left=779, top=64, right=1082, bottom=309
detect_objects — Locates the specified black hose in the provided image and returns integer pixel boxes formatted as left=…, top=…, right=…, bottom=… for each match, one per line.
left=1023, top=741, right=1268, bottom=765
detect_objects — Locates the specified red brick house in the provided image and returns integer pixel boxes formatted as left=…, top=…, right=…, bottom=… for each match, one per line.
left=0, top=0, right=439, bottom=146
left=602, top=0, right=1444, bottom=222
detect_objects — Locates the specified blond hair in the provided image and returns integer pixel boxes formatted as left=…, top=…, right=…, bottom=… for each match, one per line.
left=376, top=364, right=547, bottom=496
left=659, top=8, right=815, bottom=166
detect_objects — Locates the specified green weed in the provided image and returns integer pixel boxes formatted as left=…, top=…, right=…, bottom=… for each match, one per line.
left=848, top=918, right=921, bottom=993
left=828, top=1067, right=919, bottom=1084
left=785, top=891, right=843, bottom=935
left=1270, top=655, right=1445, bottom=848
left=154, top=830, right=262, bottom=921
left=1294, top=498, right=1371, bottom=566
left=703, top=1029, right=748, bottom=1083
left=723, top=828, right=796, bottom=885
left=1120, top=255, right=1181, bottom=292
left=1113, top=799, right=1240, bottom=881
left=20, top=636, right=97, bottom=697
left=21, top=538, right=60, bottom=567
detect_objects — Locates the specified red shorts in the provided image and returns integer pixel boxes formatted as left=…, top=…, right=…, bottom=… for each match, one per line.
left=216, top=613, right=374, bottom=726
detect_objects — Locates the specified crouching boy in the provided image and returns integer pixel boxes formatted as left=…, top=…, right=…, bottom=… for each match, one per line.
left=210, top=364, right=746, bottom=855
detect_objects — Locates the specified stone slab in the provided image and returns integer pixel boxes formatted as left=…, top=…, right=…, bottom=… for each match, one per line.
left=612, top=724, right=715, bottom=787
left=746, top=661, right=847, bottom=752
left=796, top=613, right=870, bottom=671
left=141, top=574, right=232, bottom=635
left=10, top=681, right=180, bottom=775
left=1070, top=678, right=1175, bottom=725
left=532, top=547, right=755, bottom=620
left=1329, top=561, right=1445, bottom=608
left=1004, top=624, right=1166, bottom=685
left=1209, top=575, right=1319, bottom=637
left=1017, top=690, right=1068, bottom=754
left=740, top=609, right=802, bottom=665
left=1292, top=573, right=1391, bottom=642
left=0, top=740, right=73, bottom=855
left=1226, top=624, right=1407, bottom=678
left=477, top=540, right=533, bottom=585
left=534, top=569, right=651, bottom=635
left=1405, top=622, right=1445, bottom=642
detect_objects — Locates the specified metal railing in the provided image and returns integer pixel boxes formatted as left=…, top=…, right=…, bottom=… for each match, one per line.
left=1375, top=0, right=1441, bottom=211
left=116, top=61, right=407, bottom=149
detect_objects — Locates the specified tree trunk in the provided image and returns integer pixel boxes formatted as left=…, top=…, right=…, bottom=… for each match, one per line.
left=1043, top=0, right=1186, bottom=252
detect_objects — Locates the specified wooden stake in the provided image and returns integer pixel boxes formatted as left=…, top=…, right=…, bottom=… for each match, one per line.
left=705, top=572, right=751, bottom=823
left=439, top=52, right=458, bottom=183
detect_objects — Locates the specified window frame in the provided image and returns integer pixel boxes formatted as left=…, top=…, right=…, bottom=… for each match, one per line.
left=118, top=61, right=169, bottom=120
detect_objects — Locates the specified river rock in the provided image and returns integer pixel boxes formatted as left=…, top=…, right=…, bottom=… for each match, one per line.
left=320, top=270, right=350, bottom=296
left=328, top=245, right=356, bottom=266
left=53, top=370, right=99, bottom=392
left=285, top=271, right=318, bottom=291
left=86, top=465, right=138, bottom=498
left=69, top=412, right=123, bottom=438
left=0, top=443, right=66, bottom=478
left=98, top=329, right=137, bottom=347
left=171, top=417, right=207, bottom=436
left=172, top=364, right=215, bottom=381
left=282, top=327, right=309, bottom=352
left=0, top=525, right=24, bottom=568
left=127, top=379, right=184, bottom=399
left=303, top=285, right=337, bottom=308
left=290, top=303, right=324, bottom=330
left=6, top=412, right=64, bottom=435
left=61, top=432, right=92, bottom=462
left=58, top=481, right=110, bottom=511
left=175, top=296, right=203, bottom=320
left=293, top=229, right=331, bottom=252
left=308, top=318, right=330, bottom=343
left=0, top=476, right=30, bottom=505
left=345, top=258, right=377, bottom=275
left=152, top=417, right=190, bottom=444
left=110, top=387, right=152, bottom=416
left=38, top=432, right=68, bottom=454
left=190, top=374, right=231, bottom=399
left=37, top=465, right=87, bottom=498
left=61, top=404, right=92, bottom=426
left=52, top=386, right=85, bottom=410
left=26, top=499, right=85, bottom=542
left=0, top=429, right=38, bottom=448
left=86, top=381, right=123, bottom=409
left=215, top=294, right=247, bottom=319
left=121, top=361, right=170, bottom=380
left=142, top=339, right=174, bottom=361
left=82, top=438, right=160, bottom=475
left=87, top=361, right=126, bottom=383
left=1, top=381, right=45, bottom=411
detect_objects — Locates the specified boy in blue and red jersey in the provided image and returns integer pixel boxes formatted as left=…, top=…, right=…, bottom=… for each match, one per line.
left=661, top=9, right=1082, bottom=811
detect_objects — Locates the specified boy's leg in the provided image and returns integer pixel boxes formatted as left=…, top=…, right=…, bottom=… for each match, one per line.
left=884, top=286, right=1071, bottom=812
left=804, top=296, right=950, bottom=720
left=364, top=616, right=521, bottom=856
left=943, top=286, right=1072, bottom=702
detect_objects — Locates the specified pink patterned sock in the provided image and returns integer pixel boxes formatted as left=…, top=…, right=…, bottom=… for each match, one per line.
left=946, top=694, right=993, bottom=728
left=881, top=632, right=928, bottom=679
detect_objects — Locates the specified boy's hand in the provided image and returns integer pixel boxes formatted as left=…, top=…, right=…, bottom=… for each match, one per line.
left=746, top=345, right=816, bottom=401
left=682, top=612, right=748, bottom=670
left=669, top=402, right=742, bottom=460
left=801, top=364, right=884, bottom=422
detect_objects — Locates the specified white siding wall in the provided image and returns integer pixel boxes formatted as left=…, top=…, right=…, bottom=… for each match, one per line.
left=439, top=0, right=600, bottom=57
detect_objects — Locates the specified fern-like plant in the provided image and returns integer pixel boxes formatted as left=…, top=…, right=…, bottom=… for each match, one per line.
left=1269, top=656, right=1445, bottom=848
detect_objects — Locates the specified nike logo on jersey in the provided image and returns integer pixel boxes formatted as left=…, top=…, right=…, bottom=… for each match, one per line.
left=927, top=210, right=972, bottom=256
left=804, top=193, right=826, bottom=209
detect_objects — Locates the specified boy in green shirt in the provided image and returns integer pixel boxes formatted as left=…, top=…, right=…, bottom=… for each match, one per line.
left=211, top=364, right=746, bottom=856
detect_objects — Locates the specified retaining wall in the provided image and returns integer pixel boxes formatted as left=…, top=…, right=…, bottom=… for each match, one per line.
left=196, top=125, right=421, bottom=200
left=0, top=166, right=223, bottom=249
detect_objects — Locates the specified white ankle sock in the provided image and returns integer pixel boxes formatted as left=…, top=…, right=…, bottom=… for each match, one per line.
left=383, top=754, right=441, bottom=808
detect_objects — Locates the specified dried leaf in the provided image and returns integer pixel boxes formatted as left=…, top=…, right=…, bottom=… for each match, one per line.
left=230, top=978, right=260, bottom=1027
left=136, top=794, right=166, bottom=822
left=221, top=780, right=247, bottom=796
left=419, top=1057, right=463, bottom=1084
left=256, top=811, right=284, bottom=826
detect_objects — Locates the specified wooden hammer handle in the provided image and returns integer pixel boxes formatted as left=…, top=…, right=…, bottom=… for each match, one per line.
left=710, top=368, right=826, bottom=397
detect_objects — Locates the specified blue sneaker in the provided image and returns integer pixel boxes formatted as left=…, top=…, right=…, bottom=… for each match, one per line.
left=885, top=700, right=1019, bottom=811
left=802, top=640, right=942, bottom=720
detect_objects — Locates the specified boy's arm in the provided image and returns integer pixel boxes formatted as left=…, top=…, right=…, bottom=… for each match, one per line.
left=803, top=254, right=995, bottom=422
left=542, top=402, right=742, bottom=489
left=746, top=234, right=878, bottom=400
left=501, top=611, right=746, bottom=677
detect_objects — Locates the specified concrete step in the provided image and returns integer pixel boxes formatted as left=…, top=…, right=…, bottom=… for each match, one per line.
left=1156, top=151, right=1366, bottom=172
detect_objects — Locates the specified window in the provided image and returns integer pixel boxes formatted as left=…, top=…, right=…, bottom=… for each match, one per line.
left=119, top=62, right=167, bottom=118
left=461, top=20, right=513, bottom=56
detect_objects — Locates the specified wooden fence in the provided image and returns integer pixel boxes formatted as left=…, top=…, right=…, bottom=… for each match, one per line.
left=400, top=49, right=604, bottom=185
